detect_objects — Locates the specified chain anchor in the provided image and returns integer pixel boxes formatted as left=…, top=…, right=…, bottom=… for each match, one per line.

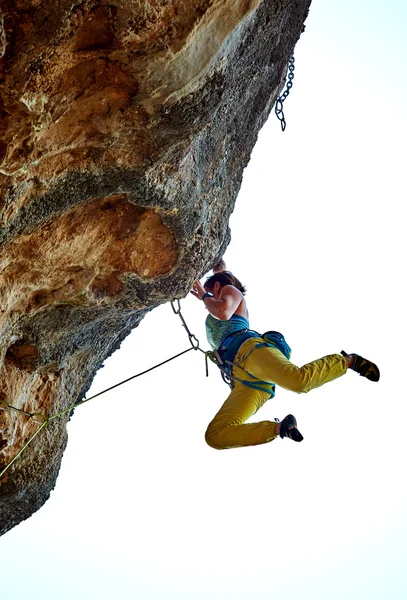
left=275, top=54, right=295, bottom=132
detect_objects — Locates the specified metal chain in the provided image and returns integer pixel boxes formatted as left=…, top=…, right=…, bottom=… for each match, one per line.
left=274, top=54, right=295, bottom=132
left=170, top=299, right=200, bottom=349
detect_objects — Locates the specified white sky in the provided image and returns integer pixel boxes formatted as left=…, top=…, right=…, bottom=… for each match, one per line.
left=1, top=1, right=406, bottom=599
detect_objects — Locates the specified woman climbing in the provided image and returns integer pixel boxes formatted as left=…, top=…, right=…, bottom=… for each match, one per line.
left=191, top=260, right=380, bottom=450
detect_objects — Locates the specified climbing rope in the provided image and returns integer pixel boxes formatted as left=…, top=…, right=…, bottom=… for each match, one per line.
left=0, top=297, right=278, bottom=479
left=0, top=301, right=203, bottom=479
left=274, top=54, right=295, bottom=132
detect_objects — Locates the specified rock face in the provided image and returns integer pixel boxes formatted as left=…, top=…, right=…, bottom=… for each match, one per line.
left=0, top=0, right=310, bottom=535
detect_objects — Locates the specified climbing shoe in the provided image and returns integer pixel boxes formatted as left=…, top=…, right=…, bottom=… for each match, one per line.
left=277, top=414, right=303, bottom=442
left=341, top=351, right=380, bottom=382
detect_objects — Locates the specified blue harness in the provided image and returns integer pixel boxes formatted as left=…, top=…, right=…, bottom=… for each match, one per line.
left=215, top=329, right=292, bottom=397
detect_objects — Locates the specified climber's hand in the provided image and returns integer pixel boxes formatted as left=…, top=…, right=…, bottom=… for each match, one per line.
left=213, top=259, right=226, bottom=273
left=190, top=280, right=206, bottom=300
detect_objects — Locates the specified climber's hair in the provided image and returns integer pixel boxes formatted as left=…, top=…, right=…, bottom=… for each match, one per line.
left=204, top=271, right=246, bottom=295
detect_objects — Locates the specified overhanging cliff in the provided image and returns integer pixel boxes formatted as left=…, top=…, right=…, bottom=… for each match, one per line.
left=0, top=0, right=311, bottom=535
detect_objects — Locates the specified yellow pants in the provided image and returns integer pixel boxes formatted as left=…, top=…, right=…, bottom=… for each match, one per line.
left=205, top=338, right=348, bottom=450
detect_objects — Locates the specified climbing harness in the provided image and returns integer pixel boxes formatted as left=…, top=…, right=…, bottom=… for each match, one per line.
left=207, top=330, right=291, bottom=396
left=208, top=346, right=276, bottom=395
left=274, top=54, right=295, bottom=132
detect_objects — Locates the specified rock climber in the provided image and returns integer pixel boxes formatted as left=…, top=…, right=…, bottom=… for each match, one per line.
left=191, top=260, right=380, bottom=449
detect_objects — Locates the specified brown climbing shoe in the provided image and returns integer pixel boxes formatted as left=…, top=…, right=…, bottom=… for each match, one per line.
left=341, top=350, right=380, bottom=382
left=278, top=414, right=304, bottom=442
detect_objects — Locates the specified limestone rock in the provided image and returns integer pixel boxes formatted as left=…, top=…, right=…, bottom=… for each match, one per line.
left=0, top=0, right=310, bottom=535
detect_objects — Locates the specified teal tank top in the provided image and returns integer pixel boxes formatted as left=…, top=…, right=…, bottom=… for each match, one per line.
left=205, top=314, right=250, bottom=350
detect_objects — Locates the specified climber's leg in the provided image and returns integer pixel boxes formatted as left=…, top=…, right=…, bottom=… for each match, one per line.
left=205, top=382, right=278, bottom=450
left=237, top=338, right=348, bottom=394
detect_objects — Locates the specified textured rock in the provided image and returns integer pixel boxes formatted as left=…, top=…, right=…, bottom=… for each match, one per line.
left=0, top=0, right=310, bottom=535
